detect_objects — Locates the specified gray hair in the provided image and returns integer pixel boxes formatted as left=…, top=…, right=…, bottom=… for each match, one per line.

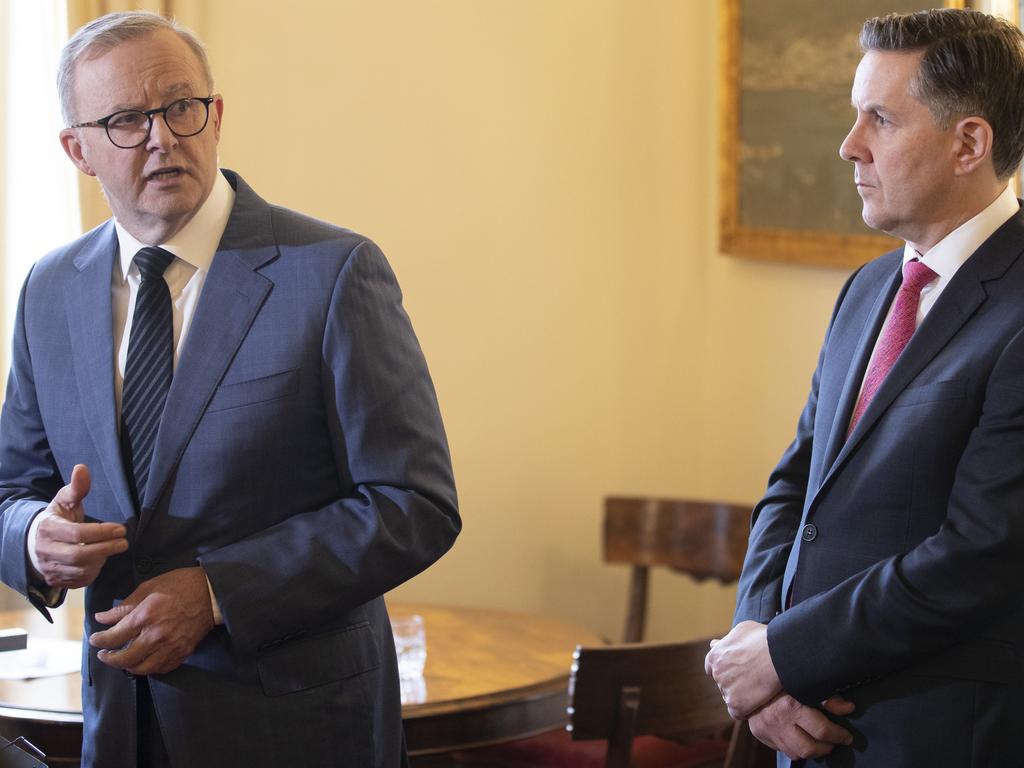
left=861, top=8, right=1024, bottom=179
left=58, top=11, right=213, bottom=126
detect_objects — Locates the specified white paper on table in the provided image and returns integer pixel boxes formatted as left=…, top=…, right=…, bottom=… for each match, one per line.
left=0, top=637, right=81, bottom=680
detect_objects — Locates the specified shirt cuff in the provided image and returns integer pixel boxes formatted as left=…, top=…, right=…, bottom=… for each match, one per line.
left=26, top=506, right=61, bottom=607
left=26, top=506, right=49, bottom=577
left=206, top=574, right=224, bottom=626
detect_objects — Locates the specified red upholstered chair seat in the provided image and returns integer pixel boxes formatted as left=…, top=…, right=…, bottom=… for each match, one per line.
left=448, top=728, right=730, bottom=767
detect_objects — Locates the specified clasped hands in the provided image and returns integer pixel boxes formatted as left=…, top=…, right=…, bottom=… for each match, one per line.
left=705, top=620, right=854, bottom=760
left=33, top=464, right=215, bottom=675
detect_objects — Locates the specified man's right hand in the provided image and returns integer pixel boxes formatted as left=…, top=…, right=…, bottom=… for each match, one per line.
left=747, top=693, right=854, bottom=760
left=32, top=464, right=128, bottom=589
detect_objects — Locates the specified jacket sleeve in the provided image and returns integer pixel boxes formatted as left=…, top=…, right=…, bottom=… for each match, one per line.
left=734, top=268, right=862, bottom=625
left=768, top=318, right=1024, bottom=705
left=0, top=269, right=67, bottom=619
left=198, top=240, right=460, bottom=654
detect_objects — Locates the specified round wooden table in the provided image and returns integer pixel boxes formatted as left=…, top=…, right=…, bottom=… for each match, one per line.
left=0, top=602, right=603, bottom=764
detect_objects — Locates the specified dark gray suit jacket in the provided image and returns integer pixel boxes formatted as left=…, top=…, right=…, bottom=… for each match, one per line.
left=735, top=208, right=1024, bottom=767
left=0, top=170, right=460, bottom=767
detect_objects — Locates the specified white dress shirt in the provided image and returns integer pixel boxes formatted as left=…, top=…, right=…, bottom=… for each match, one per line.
left=852, top=184, right=1020, bottom=414
left=902, top=183, right=1019, bottom=324
left=111, top=172, right=235, bottom=417
left=27, top=172, right=235, bottom=606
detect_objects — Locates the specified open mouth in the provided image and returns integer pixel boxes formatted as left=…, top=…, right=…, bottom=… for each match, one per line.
left=147, top=168, right=184, bottom=181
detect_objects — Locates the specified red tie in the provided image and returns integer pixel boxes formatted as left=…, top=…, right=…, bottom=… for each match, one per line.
left=847, top=259, right=937, bottom=436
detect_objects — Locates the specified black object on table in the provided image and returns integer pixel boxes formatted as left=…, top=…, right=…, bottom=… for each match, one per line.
left=0, top=736, right=47, bottom=768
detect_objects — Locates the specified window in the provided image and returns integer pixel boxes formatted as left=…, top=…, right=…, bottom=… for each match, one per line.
left=1, top=0, right=81, bottom=373
left=0, top=0, right=81, bottom=611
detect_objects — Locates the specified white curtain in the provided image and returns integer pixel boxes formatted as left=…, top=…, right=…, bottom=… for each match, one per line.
left=0, top=0, right=81, bottom=611
left=1, top=0, right=81, bottom=374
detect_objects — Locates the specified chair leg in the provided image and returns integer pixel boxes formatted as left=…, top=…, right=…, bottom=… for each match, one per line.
left=605, top=685, right=640, bottom=768
left=623, top=566, right=649, bottom=643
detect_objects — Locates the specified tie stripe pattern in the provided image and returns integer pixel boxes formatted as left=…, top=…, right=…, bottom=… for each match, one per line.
left=121, top=246, right=175, bottom=507
left=847, top=258, right=937, bottom=437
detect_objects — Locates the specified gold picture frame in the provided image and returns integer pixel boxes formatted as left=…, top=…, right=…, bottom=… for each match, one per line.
left=719, top=0, right=966, bottom=268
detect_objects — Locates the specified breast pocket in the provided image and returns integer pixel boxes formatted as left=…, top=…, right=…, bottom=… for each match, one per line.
left=206, top=368, right=299, bottom=414
left=891, top=377, right=968, bottom=409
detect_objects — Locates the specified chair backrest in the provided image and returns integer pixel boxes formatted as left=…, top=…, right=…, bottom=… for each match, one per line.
left=597, top=497, right=774, bottom=768
left=568, top=639, right=732, bottom=768
left=603, top=496, right=750, bottom=643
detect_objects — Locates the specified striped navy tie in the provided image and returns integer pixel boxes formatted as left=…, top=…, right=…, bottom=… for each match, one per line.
left=121, top=246, right=175, bottom=509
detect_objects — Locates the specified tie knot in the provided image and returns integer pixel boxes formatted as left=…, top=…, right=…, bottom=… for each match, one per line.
left=133, top=247, right=175, bottom=282
left=902, top=259, right=937, bottom=295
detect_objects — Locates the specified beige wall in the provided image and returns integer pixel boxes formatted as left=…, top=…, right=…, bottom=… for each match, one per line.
left=198, top=0, right=855, bottom=642
left=28, top=2, right=858, bottom=636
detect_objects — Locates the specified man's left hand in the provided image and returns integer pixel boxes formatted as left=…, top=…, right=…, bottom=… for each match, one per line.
left=704, top=620, right=782, bottom=718
left=90, top=566, right=215, bottom=675
left=747, top=693, right=854, bottom=759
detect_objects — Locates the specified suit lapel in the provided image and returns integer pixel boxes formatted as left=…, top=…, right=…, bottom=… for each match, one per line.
left=819, top=263, right=901, bottom=478
left=821, top=210, right=1024, bottom=490
left=139, top=173, right=276, bottom=519
left=840, top=280, right=986, bottom=453
left=64, top=224, right=137, bottom=522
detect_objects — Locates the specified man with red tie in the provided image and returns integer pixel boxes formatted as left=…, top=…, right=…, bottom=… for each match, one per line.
left=706, top=9, right=1024, bottom=767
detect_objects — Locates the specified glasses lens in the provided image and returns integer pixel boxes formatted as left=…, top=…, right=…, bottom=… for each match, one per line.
left=106, top=111, right=150, bottom=148
left=164, top=98, right=209, bottom=138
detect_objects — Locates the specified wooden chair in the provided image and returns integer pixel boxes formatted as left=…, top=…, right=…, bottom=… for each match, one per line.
left=603, top=497, right=751, bottom=643
left=437, top=496, right=774, bottom=768
left=435, top=637, right=770, bottom=768
left=567, top=639, right=733, bottom=768
left=602, top=497, right=774, bottom=768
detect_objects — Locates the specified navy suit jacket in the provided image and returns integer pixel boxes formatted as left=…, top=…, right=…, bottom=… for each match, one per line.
left=0, top=170, right=460, bottom=767
left=734, top=208, right=1024, bottom=767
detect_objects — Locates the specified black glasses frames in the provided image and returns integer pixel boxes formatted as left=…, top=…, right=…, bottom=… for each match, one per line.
left=70, top=96, right=217, bottom=149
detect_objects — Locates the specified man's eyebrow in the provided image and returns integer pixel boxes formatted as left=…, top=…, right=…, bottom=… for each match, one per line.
left=162, top=82, right=195, bottom=96
left=852, top=99, right=892, bottom=115
left=105, top=83, right=199, bottom=112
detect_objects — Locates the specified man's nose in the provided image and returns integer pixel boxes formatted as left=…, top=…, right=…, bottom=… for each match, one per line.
left=145, top=113, right=179, bottom=152
left=839, top=122, right=868, bottom=163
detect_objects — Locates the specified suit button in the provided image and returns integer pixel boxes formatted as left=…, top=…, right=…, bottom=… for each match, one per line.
left=135, top=557, right=154, bottom=575
left=801, top=523, right=818, bottom=542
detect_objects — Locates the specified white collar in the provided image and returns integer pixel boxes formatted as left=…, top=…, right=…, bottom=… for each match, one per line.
left=904, top=184, right=1020, bottom=277
left=115, top=170, right=235, bottom=280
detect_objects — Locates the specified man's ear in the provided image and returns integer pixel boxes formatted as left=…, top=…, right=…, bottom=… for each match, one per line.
left=59, top=128, right=96, bottom=176
left=952, top=116, right=994, bottom=177
left=211, top=94, right=224, bottom=141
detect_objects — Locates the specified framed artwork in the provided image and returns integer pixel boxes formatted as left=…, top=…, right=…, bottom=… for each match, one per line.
left=719, top=0, right=966, bottom=268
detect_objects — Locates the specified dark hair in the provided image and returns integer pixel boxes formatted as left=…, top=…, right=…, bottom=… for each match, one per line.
left=861, top=8, right=1024, bottom=179
left=58, top=11, right=213, bottom=127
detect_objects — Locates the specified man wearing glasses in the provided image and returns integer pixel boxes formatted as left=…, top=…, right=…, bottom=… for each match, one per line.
left=0, top=11, right=459, bottom=768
